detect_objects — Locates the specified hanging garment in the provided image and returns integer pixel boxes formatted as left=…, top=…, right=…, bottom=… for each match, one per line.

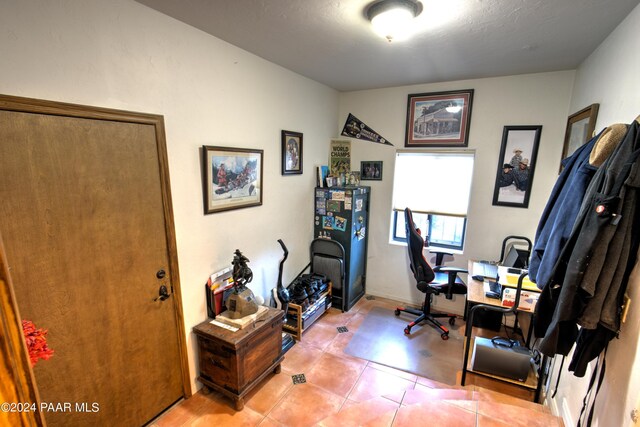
left=529, top=125, right=628, bottom=288
left=535, top=121, right=640, bottom=376
left=528, top=132, right=599, bottom=287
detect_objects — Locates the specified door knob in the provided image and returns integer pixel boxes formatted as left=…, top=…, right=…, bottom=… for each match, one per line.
left=156, top=269, right=166, bottom=279
left=154, top=284, right=171, bottom=302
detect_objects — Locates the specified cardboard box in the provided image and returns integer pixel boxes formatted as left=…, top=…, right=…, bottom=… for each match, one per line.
left=501, top=287, right=540, bottom=312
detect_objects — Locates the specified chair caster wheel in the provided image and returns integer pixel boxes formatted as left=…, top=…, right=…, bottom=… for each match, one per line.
left=404, top=327, right=411, bottom=335
left=394, top=309, right=401, bottom=316
left=441, top=333, right=449, bottom=340
left=449, top=317, right=456, bottom=326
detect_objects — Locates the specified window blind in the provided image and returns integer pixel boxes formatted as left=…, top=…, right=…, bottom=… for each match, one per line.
left=392, top=151, right=474, bottom=216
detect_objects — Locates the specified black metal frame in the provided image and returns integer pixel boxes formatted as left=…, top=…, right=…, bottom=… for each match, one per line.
left=461, top=272, right=547, bottom=402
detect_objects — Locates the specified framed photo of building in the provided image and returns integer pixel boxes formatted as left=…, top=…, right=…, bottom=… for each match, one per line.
left=202, top=146, right=263, bottom=214
left=405, top=89, right=474, bottom=147
left=492, top=126, right=542, bottom=208
left=281, top=130, right=303, bottom=175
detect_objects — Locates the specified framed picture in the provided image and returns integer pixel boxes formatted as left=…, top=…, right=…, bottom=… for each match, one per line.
left=360, top=161, right=383, bottom=181
left=347, top=171, right=361, bottom=186
left=492, top=125, right=542, bottom=208
left=405, top=89, right=474, bottom=147
left=281, top=130, right=303, bottom=175
left=202, top=145, right=263, bottom=214
left=560, top=104, right=599, bottom=171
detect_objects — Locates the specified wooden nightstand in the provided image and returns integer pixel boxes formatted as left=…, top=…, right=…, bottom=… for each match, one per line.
left=193, top=308, right=284, bottom=410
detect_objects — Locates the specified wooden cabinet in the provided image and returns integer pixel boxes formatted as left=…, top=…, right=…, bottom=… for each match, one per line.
left=193, top=308, right=284, bottom=410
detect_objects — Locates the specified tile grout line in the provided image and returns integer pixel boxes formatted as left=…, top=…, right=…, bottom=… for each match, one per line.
left=256, top=372, right=295, bottom=424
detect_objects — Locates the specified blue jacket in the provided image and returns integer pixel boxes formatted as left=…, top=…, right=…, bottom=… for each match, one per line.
left=528, top=131, right=601, bottom=288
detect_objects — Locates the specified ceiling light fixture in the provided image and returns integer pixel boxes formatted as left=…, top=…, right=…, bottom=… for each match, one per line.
left=366, top=0, right=423, bottom=42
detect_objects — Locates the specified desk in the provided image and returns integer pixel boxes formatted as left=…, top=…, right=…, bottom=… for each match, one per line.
left=461, top=261, right=545, bottom=402
left=465, top=263, right=534, bottom=345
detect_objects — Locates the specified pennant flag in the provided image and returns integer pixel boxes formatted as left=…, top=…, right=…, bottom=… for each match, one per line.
left=341, top=113, right=393, bottom=146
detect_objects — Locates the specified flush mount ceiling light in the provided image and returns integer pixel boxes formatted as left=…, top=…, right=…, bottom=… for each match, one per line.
left=366, top=0, right=423, bottom=42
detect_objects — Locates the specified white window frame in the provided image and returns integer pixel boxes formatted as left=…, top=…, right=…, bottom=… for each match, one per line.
left=390, top=149, right=475, bottom=251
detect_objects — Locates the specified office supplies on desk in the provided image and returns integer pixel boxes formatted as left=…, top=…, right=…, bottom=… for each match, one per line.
left=497, top=266, right=539, bottom=292
left=472, top=261, right=499, bottom=280
left=483, top=280, right=502, bottom=299
left=501, top=288, right=540, bottom=312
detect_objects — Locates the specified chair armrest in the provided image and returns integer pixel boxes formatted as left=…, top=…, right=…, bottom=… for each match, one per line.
left=433, top=266, right=468, bottom=274
left=433, top=266, right=467, bottom=300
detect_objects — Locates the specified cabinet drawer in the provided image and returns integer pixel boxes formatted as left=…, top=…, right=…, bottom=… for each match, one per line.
left=198, top=336, right=237, bottom=391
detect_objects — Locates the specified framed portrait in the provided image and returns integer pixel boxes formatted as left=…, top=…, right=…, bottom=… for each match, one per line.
left=560, top=104, right=599, bottom=171
left=347, top=171, right=361, bottom=186
left=201, top=145, right=263, bottom=214
left=360, top=161, right=383, bottom=181
left=405, top=89, right=474, bottom=147
left=492, top=125, right=542, bottom=209
left=281, top=130, right=303, bottom=175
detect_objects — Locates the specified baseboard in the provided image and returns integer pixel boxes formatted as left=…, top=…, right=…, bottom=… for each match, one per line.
left=365, top=290, right=414, bottom=306
left=561, top=397, right=574, bottom=427
left=365, top=291, right=465, bottom=317
left=546, top=394, right=573, bottom=427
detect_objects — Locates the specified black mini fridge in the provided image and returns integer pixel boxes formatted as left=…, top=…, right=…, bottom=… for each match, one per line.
left=313, top=186, right=369, bottom=311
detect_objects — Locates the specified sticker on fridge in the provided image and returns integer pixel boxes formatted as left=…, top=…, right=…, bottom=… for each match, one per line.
left=334, top=216, right=347, bottom=232
left=323, top=216, right=335, bottom=230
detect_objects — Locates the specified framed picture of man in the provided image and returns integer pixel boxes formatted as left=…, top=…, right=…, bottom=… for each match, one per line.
left=492, top=125, right=542, bottom=208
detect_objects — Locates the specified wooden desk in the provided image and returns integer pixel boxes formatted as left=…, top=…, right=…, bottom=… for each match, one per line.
left=461, top=261, right=545, bottom=402
left=465, top=261, right=535, bottom=342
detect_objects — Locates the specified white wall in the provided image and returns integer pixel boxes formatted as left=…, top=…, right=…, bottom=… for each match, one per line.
left=547, top=4, right=640, bottom=427
left=0, top=0, right=338, bottom=393
left=338, top=71, right=575, bottom=314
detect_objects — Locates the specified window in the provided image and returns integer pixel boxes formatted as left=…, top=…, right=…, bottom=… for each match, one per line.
left=392, top=212, right=467, bottom=250
left=391, top=150, right=474, bottom=251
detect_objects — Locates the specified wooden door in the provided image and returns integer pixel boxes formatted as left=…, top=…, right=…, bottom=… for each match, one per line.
left=0, top=95, right=189, bottom=426
left=0, top=233, right=44, bottom=427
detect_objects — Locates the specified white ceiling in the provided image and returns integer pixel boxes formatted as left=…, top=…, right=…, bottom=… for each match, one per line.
left=134, top=0, right=640, bottom=92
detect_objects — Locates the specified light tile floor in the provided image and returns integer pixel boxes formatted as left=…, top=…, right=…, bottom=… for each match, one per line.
left=151, top=296, right=562, bottom=427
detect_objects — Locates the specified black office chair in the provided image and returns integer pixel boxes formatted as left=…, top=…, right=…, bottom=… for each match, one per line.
left=394, top=207, right=468, bottom=339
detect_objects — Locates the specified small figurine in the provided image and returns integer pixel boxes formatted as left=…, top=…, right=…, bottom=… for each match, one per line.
left=231, top=249, right=253, bottom=288
left=225, top=249, right=259, bottom=319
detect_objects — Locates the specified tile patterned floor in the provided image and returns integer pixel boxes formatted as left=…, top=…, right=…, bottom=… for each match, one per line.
left=151, top=296, right=562, bottom=427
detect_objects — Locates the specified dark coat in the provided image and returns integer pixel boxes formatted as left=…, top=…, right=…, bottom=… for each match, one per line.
left=528, top=132, right=600, bottom=287
left=535, top=121, right=640, bottom=376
